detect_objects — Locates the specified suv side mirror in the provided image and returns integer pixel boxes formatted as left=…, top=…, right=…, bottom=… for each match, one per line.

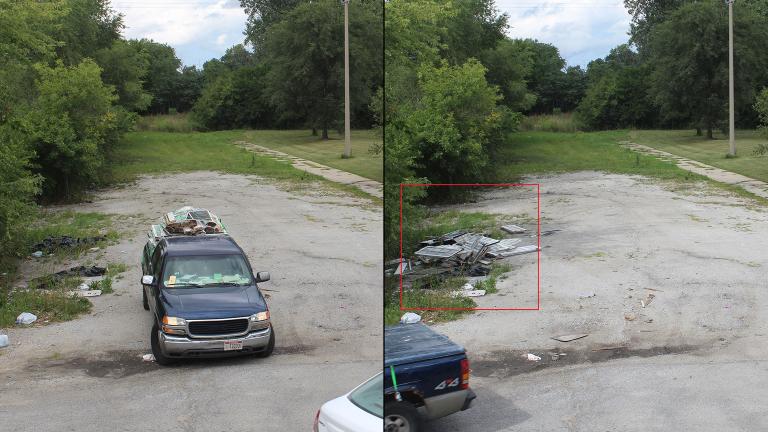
left=255, top=271, right=270, bottom=283
left=141, top=275, right=155, bottom=286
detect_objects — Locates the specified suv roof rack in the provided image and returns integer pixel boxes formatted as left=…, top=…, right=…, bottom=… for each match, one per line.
left=147, top=206, right=228, bottom=246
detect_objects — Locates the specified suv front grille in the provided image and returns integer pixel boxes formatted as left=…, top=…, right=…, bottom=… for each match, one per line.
left=189, top=318, right=249, bottom=336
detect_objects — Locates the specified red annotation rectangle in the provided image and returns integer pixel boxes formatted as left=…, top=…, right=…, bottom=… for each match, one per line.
left=399, top=183, right=540, bottom=311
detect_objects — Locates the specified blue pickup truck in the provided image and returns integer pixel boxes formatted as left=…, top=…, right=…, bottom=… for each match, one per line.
left=384, top=323, right=476, bottom=431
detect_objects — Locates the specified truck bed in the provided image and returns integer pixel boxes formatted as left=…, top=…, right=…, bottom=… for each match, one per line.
left=384, top=323, right=466, bottom=367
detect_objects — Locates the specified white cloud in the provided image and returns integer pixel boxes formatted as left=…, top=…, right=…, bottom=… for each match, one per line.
left=113, top=0, right=247, bottom=66
left=497, top=0, right=632, bottom=67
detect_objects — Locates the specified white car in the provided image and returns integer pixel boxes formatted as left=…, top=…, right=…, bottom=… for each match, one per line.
left=313, top=373, right=383, bottom=432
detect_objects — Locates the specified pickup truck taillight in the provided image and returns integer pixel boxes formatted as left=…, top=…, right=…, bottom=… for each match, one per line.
left=460, top=358, right=470, bottom=389
left=312, top=409, right=320, bottom=432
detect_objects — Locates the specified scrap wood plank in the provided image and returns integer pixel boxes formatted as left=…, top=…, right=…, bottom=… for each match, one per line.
left=552, top=334, right=589, bottom=342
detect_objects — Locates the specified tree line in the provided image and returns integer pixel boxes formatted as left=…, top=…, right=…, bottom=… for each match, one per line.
left=191, top=0, right=382, bottom=138
left=1, top=0, right=383, bottom=263
left=577, top=0, right=768, bottom=136
left=0, top=0, right=199, bottom=259
left=383, top=0, right=768, bottom=259
left=384, top=0, right=588, bottom=258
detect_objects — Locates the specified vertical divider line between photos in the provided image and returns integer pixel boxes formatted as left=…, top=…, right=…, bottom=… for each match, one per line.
left=399, top=183, right=404, bottom=310
left=537, top=183, right=541, bottom=310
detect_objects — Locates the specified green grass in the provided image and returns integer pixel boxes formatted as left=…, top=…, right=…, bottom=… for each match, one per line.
left=133, top=115, right=382, bottom=182
left=385, top=277, right=476, bottom=325
left=0, top=276, right=92, bottom=327
left=520, top=112, right=582, bottom=132
left=476, top=262, right=512, bottom=294
left=27, top=211, right=119, bottom=248
left=495, top=131, right=705, bottom=181
left=241, top=129, right=382, bottom=182
left=628, top=129, right=768, bottom=183
left=135, top=113, right=198, bottom=133
left=410, top=210, right=530, bottom=241
left=0, top=211, right=120, bottom=326
left=109, top=130, right=380, bottom=203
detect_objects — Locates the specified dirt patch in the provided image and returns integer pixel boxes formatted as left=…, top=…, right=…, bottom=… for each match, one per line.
left=27, top=350, right=157, bottom=379
left=431, top=171, right=768, bottom=357
left=273, top=344, right=315, bottom=355
left=472, top=344, right=701, bottom=379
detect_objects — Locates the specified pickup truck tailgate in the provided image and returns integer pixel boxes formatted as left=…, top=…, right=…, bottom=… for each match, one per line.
left=385, top=323, right=466, bottom=367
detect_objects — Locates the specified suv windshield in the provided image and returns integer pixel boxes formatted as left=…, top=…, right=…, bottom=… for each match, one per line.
left=162, top=254, right=252, bottom=288
left=348, top=373, right=383, bottom=418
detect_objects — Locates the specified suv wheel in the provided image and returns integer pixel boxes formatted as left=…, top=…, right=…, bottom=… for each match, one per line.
left=254, top=325, right=275, bottom=358
left=142, top=287, right=149, bottom=310
left=385, top=401, right=420, bottom=432
left=150, top=323, right=175, bottom=366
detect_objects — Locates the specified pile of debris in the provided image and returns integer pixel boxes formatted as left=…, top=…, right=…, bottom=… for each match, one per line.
left=149, top=207, right=226, bottom=239
left=30, top=265, right=107, bottom=290
left=390, top=224, right=541, bottom=289
left=31, top=235, right=107, bottom=255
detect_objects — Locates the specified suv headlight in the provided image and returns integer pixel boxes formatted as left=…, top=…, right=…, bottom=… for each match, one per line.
left=250, top=311, right=269, bottom=322
left=163, top=316, right=187, bottom=326
left=161, top=315, right=187, bottom=334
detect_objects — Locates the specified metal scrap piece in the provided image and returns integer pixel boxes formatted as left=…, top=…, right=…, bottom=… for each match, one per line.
left=501, top=224, right=526, bottom=234
left=414, top=244, right=463, bottom=260
left=497, top=245, right=539, bottom=257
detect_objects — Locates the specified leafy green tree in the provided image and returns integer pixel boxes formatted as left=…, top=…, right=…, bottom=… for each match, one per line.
left=240, top=0, right=302, bottom=52
left=191, top=64, right=275, bottom=130
left=202, top=58, right=229, bottom=85
left=408, top=60, right=513, bottom=184
left=95, top=40, right=151, bottom=111
left=480, top=38, right=536, bottom=111
left=0, top=121, right=43, bottom=252
left=624, top=0, right=687, bottom=53
left=0, top=0, right=63, bottom=256
left=561, top=65, right=588, bottom=112
left=26, top=60, right=120, bottom=198
left=648, top=1, right=768, bottom=137
left=262, top=0, right=382, bottom=137
left=0, top=0, right=62, bottom=112
left=576, top=44, right=656, bottom=129
left=440, top=0, right=507, bottom=64
left=221, top=44, right=255, bottom=68
left=754, top=87, right=768, bottom=139
left=130, top=39, right=182, bottom=114
left=515, top=39, right=568, bottom=114
left=52, top=0, right=123, bottom=65
left=175, top=66, right=204, bottom=113
left=384, top=0, right=455, bottom=258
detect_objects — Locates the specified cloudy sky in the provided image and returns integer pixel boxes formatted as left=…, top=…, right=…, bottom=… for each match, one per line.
left=497, top=0, right=632, bottom=67
left=113, top=0, right=632, bottom=68
left=113, top=0, right=248, bottom=67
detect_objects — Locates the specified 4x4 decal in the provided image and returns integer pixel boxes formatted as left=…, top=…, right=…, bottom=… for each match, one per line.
left=434, top=377, right=460, bottom=391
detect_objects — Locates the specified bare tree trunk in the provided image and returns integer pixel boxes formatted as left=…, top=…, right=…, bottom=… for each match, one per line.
left=706, top=127, right=714, bottom=139
left=321, top=125, right=329, bottom=140
left=696, top=127, right=702, bottom=136
left=312, top=127, right=317, bottom=136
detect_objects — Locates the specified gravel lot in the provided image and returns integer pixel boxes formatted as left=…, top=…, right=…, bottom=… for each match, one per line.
left=424, top=171, right=768, bottom=431
left=0, top=172, right=382, bottom=431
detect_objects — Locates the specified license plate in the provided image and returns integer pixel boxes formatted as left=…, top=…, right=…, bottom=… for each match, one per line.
left=224, top=340, right=243, bottom=351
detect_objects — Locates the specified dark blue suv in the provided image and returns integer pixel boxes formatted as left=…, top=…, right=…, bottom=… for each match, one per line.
left=140, top=235, right=274, bottom=365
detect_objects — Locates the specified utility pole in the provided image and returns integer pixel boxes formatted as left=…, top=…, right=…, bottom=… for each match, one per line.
left=342, top=0, right=352, bottom=159
left=728, top=0, right=736, bottom=156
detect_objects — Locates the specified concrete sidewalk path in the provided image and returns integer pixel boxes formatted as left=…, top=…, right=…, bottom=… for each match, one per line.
left=237, top=140, right=382, bottom=199
left=622, top=140, right=768, bottom=199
